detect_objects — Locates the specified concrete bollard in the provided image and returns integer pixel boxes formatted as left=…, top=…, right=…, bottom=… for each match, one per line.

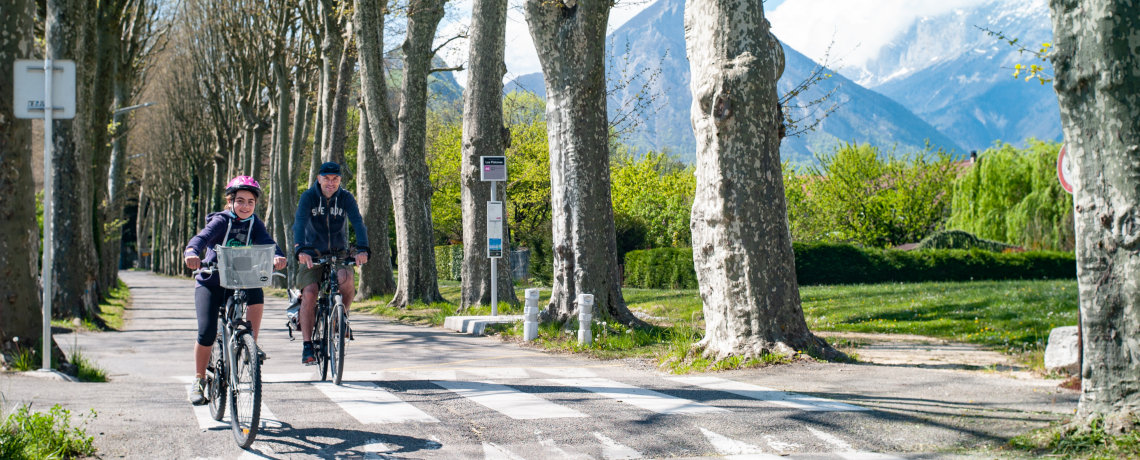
left=523, top=288, right=540, bottom=341
left=577, top=294, right=594, bottom=345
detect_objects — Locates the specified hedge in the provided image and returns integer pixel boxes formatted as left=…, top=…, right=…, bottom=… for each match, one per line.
left=914, top=229, right=1018, bottom=252
left=623, top=243, right=1075, bottom=289
left=434, top=244, right=463, bottom=281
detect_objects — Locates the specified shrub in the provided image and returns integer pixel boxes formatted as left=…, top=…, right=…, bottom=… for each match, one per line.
left=433, top=245, right=463, bottom=281
left=623, top=248, right=698, bottom=289
left=914, top=229, right=1018, bottom=252
left=623, top=244, right=1075, bottom=288
left=0, top=404, right=96, bottom=460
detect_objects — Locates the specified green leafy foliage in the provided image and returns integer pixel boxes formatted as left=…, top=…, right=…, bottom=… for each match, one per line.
left=914, top=229, right=1019, bottom=252
left=625, top=244, right=1075, bottom=289
left=950, top=139, right=1073, bottom=251
left=1011, top=417, right=1140, bottom=459
left=433, top=244, right=463, bottom=281
left=426, top=109, right=464, bottom=244
left=785, top=143, right=957, bottom=248
left=0, top=405, right=96, bottom=459
left=610, top=150, right=696, bottom=253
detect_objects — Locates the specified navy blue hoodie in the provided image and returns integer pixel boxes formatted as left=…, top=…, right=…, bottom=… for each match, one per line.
left=292, top=181, right=369, bottom=256
left=185, top=211, right=285, bottom=286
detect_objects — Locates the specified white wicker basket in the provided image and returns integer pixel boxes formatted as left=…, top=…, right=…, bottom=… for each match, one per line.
left=214, top=245, right=276, bottom=289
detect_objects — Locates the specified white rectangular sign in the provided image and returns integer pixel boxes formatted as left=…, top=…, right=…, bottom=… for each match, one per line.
left=487, top=201, right=503, bottom=258
left=13, top=59, right=77, bottom=120
left=480, top=156, right=507, bottom=181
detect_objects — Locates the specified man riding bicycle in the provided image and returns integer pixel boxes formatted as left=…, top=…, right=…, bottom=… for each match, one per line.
left=293, top=162, right=369, bottom=365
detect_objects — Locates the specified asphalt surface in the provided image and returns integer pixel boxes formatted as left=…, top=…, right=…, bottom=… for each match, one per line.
left=1, top=271, right=1077, bottom=459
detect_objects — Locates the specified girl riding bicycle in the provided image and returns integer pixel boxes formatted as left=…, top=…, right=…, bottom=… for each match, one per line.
left=184, top=176, right=286, bottom=405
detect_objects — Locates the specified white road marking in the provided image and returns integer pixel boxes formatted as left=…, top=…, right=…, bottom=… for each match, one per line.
left=667, top=377, right=869, bottom=411
left=548, top=378, right=729, bottom=415
left=763, top=434, right=801, bottom=453
left=806, top=426, right=854, bottom=452
left=540, top=438, right=593, bottom=459
left=259, top=404, right=282, bottom=428
left=592, top=432, right=643, bottom=459
left=313, top=381, right=440, bottom=424
left=483, top=442, right=528, bottom=460
left=529, top=367, right=598, bottom=378
left=835, top=453, right=907, bottom=460
left=388, top=369, right=457, bottom=380
left=342, top=370, right=386, bottom=381
left=360, top=439, right=396, bottom=460
left=190, top=403, right=227, bottom=430
left=699, top=428, right=778, bottom=458
left=261, top=372, right=314, bottom=383
left=433, top=380, right=588, bottom=419
left=174, top=376, right=196, bottom=384
left=460, top=367, right=531, bottom=379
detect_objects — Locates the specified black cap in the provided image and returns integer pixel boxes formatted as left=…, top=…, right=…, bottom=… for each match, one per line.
left=319, top=162, right=341, bottom=176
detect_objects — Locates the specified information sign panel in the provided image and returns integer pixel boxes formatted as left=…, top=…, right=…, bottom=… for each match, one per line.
left=480, top=156, right=507, bottom=181
left=487, top=201, right=503, bottom=258
left=13, top=59, right=76, bottom=119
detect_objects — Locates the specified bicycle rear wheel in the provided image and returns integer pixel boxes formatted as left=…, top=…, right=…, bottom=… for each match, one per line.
left=330, top=303, right=347, bottom=385
left=207, top=324, right=226, bottom=421
left=314, top=306, right=329, bottom=381
left=228, top=332, right=261, bottom=448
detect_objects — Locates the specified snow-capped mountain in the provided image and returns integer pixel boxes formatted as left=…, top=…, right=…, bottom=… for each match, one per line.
left=856, top=0, right=1061, bottom=150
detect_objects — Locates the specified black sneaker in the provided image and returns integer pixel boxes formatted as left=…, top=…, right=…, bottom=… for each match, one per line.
left=302, top=343, right=316, bottom=365
left=189, top=378, right=207, bottom=405
left=258, top=350, right=268, bottom=363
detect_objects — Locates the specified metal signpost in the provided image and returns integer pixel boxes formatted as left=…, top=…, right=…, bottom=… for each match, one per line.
left=481, top=156, right=507, bottom=316
left=14, top=58, right=77, bottom=371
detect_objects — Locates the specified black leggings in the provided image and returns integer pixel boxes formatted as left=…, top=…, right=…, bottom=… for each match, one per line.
left=195, top=284, right=264, bottom=347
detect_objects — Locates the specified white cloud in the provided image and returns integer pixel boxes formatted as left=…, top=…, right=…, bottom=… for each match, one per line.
left=768, top=0, right=989, bottom=74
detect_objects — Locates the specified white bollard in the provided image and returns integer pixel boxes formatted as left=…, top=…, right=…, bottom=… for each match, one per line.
left=523, top=288, right=540, bottom=341
left=577, top=294, right=594, bottom=345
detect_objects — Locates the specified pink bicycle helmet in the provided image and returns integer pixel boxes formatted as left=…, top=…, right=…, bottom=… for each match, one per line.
left=225, top=176, right=262, bottom=198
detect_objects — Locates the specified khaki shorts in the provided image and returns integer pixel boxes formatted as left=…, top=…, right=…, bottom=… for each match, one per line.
left=294, top=263, right=352, bottom=290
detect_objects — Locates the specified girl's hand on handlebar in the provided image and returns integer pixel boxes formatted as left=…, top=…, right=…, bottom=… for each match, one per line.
left=185, top=255, right=201, bottom=270
left=273, top=256, right=287, bottom=270
left=355, top=253, right=368, bottom=265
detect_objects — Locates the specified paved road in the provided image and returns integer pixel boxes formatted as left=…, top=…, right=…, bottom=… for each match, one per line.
left=2, top=272, right=1076, bottom=459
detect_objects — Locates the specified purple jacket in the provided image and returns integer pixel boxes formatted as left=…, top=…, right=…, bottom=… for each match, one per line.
left=184, top=211, right=285, bottom=287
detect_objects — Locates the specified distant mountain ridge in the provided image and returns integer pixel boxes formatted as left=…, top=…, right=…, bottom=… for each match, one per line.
left=507, top=0, right=963, bottom=164
left=857, top=0, right=1061, bottom=151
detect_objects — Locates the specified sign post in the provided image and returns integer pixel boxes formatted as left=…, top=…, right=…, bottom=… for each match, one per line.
left=481, top=156, right=507, bottom=315
left=14, top=58, right=76, bottom=371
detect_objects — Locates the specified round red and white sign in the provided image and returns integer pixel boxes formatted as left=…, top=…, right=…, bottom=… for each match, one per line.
left=1057, top=146, right=1074, bottom=194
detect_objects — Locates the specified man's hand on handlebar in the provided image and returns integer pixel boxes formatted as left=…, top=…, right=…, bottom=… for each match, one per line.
left=273, top=256, right=287, bottom=271
left=185, top=255, right=201, bottom=270
left=355, top=253, right=368, bottom=265
left=298, top=253, right=313, bottom=269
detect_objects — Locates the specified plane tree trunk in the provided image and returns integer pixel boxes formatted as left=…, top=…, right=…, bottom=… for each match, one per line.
left=355, top=0, right=446, bottom=308
left=460, top=0, right=518, bottom=310
left=524, top=0, right=639, bottom=326
left=685, top=0, right=839, bottom=361
left=355, top=104, right=397, bottom=300
left=0, top=0, right=44, bottom=348
left=1048, top=0, right=1140, bottom=426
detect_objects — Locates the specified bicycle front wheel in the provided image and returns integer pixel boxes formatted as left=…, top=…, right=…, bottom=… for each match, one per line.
left=228, top=332, right=261, bottom=448
left=330, top=303, right=347, bottom=385
left=314, top=309, right=329, bottom=381
left=208, top=324, right=226, bottom=421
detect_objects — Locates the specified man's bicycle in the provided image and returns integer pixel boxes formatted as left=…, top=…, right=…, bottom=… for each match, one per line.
left=292, top=248, right=355, bottom=385
left=195, top=245, right=281, bottom=448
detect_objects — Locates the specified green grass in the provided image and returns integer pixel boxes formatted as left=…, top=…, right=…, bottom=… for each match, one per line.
left=67, top=348, right=108, bottom=383
left=1011, top=417, right=1140, bottom=459
left=49, top=279, right=130, bottom=332
left=0, top=404, right=97, bottom=460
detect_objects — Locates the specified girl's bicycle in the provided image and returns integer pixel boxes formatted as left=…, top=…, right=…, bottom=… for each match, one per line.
left=195, top=244, right=281, bottom=448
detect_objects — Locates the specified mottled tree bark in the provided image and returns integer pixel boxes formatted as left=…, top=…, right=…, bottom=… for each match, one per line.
left=461, top=0, right=517, bottom=310
left=47, top=0, right=100, bottom=319
left=355, top=105, right=397, bottom=300
left=1049, top=0, right=1140, bottom=424
left=0, top=0, right=44, bottom=347
left=524, top=0, right=638, bottom=325
left=356, top=0, right=446, bottom=307
left=685, top=0, right=837, bottom=361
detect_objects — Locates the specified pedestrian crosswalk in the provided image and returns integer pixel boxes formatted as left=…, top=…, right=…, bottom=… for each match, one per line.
left=179, top=368, right=907, bottom=459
